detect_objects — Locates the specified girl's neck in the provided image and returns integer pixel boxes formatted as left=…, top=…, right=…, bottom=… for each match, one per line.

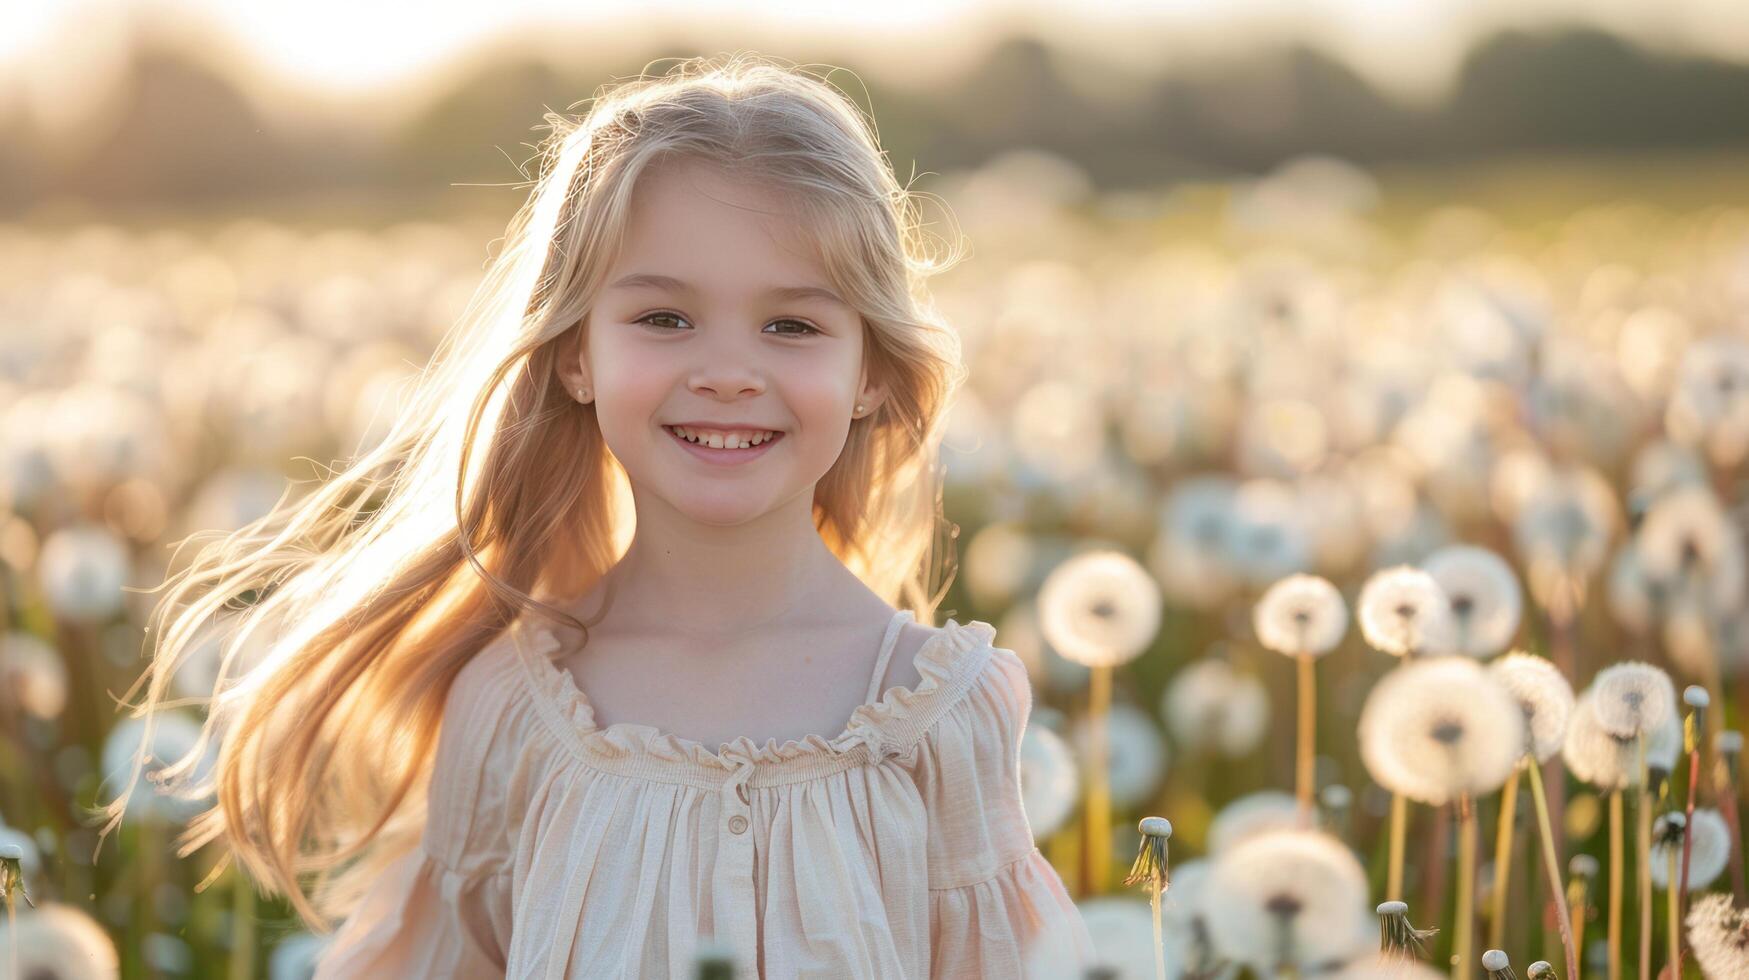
left=575, top=536, right=874, bottom=641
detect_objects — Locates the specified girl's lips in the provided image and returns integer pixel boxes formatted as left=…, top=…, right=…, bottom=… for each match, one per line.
left=663, top=425, right=784, bottom=466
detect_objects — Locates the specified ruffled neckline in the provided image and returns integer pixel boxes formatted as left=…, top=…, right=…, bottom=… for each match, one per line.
left=509, top=612, right=999, bottom=777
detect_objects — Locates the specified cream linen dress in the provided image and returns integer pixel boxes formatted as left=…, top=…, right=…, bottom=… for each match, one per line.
left=313, top=609, right=1095, bottom=978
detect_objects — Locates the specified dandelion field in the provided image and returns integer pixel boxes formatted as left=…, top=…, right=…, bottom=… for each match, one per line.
left=3, top=150, right=1749, bottom=977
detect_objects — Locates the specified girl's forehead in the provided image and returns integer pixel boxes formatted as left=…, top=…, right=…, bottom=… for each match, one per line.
left=616, top=162, right=839, bottom=288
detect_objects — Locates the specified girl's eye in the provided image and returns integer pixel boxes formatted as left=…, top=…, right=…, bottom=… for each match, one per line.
left=637, top=312, right=688, bottom=330
left=635, top=313, right=820, bottom=336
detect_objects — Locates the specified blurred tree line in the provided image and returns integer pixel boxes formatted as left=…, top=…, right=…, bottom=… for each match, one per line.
left=5, top=25, right=1749, bottom=216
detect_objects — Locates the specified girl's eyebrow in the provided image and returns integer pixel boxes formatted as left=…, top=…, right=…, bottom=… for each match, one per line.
left=608, top=272, right=849, bottom=310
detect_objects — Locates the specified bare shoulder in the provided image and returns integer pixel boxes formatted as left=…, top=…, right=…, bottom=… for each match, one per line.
left=873, top=619, right=949, bottom=698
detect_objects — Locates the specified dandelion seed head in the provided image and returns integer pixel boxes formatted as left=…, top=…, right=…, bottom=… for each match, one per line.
left=1069, top=703, right=1169, bottom=808
left=1357, top=566, right=1457, bottom=657
left=1164, top=658, right=1270, bottom=758
left=1229, top=480, right=1315, bottom=589
left=99, top=711, right=218, bottom=824
left=1019, top=723, right=1079, bottom=841
left=1253, top=574, right=1349, bottom=658
left=1486, top=652, right=1575, bottom=762
left=1358, top=657, right=1525, bottom=804
left=1154, top=476, right=1244, bottom=611
left=1042, top=897, right=1165, bottom=980
left=1204, top=829, right=1373, bottom=974
left=1606, top=545, right=1660, bottom=636
left=1720, top=731, right=1744, bottom=756
left=1423, top=545, right=1523, bottom=657
left=1666, top=336, right=1749, bottom=468
left=1154, top=857, right=1242, bottom=980
left=1561, top=689, right=1663, bottom=791
left=1511, top=465, right=1618, bottom=586
left=0, top=632, right=68, bottom=721
left=1687, top=892, right=1749, bottom=980
left=1590, top=662, right=1676, bottom=739
left=0, top=902, right=120, bottom=980
left=1646, top=712, right=1682, bottom=775
left=1209, top=790, right=1304, bottom=854
left=37, top=523, right=130, bottom=622
left=1333, top=952, right=1448, bottom=980
left=269, top=933, right=333, bottom=980
left=1650, top=808, right=1731, bottom=890
left=1636, top=484, right=1747, bottom=616
left=1037, top=550, right=1163, bottom=668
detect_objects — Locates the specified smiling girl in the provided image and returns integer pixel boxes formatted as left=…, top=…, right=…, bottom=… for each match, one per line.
left=96, top=54, right=1094, bottom=977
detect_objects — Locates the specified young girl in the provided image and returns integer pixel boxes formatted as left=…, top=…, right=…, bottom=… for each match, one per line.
left=98, top=55, right=1094, bottom=977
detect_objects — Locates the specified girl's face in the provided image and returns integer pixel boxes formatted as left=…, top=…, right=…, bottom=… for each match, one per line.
left=571, top=156, right=884, bottom=526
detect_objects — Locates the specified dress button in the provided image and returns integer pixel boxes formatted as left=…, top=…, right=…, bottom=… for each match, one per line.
left=728, top=814, right=749, bottom=834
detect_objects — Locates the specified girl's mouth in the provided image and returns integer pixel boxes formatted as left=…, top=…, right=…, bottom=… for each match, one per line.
left=662, top=425, right=784, bottom=466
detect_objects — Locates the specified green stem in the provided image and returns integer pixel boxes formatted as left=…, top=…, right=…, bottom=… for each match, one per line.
left=1611, top=788, right=1623, bottom=980
left=1667, top=848, right=1679, bottom=978
left=1388, top=792, right=1407, bottom=901
left=1526, top=759, right=1579, bottom=980
left=1296, top=653, right=1315, bottom=818
left=1637, top=739, right=1651, bottom=980
left=1454, top=794, right=1476, bottom=980
left=1491, top=766, right=1521, bottom=950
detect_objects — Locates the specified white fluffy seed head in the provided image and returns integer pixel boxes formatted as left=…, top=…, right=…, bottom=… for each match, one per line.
left=1636, top=484, right=1747, bottom=616
left=1423, top=545, right=1524, bottom=658
left=1561, top=689, right=1672, bottom=791
left=1332, top=953, right=1448, bottom=980
left=1209, top=790, right=1305, bottom=855
left=1589, top=662, right=1677, bottom=739
left=1358, top=657, right=1526, bottom=805
left=1253, top=574, right=1349, bottom=658
left=1482, top=950, right=1511, bottom=972
left=1487, top=652, right=1575, bottom=762
left=1562, top=690, right=1630, bottom=790
left=1687, top=892, right=1749, bottom=980
left=1358, top=566, right=1457, bottom=657
left=1036, top=549, right=1163, bottom=668
left=1163, top=657, right=1271, bottom=758
left=1203, top=829, right=1373, bottom=974
left=1651, top=808, right=1732, bottom=889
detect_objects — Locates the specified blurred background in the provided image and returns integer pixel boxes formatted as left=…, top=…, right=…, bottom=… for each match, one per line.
left=5, top=0, right=1749, bottom=976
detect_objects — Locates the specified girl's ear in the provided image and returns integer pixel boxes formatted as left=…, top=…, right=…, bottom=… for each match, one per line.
left=855, top=382, right=888, bottom=419
left=556, top=321, right=594, bottom=403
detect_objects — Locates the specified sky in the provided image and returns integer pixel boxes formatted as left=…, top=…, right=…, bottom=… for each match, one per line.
left=6, top=0, right=1749, bottom=127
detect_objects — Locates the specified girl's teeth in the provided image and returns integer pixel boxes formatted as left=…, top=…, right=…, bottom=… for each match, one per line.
left=671, top=426, right=774, bottom=449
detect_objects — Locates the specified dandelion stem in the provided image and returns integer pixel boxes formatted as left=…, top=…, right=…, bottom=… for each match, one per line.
left=1296, top=652, right=1315, bottom=820
left=1525, top=760, right=1578, bottom=980
left=1151, top=885, right=1165, bottom=980
left=1084, top=664, right=1112, bottom=894
left=1674, top=713, right=1700, bottom=979
left=6, top=887, right=14, bottom=980
left=1388, top=792, right=1407, bottom=901
left=1636, top=740, right=1651, bottom=980
left=1666, top=848, right=1679, bottom=979
left=1610, top=788, right=1623, bottom=980
left=1454, top=794, right=1477, bottom=980
left=1490, top=766, right=1521, bottom=950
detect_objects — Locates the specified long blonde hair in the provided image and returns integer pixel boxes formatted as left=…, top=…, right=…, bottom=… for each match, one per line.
left=93, top=53, right=969, bottom=930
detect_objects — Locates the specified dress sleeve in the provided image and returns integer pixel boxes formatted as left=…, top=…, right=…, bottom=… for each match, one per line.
left=907, top=641, right=1097, bottom=977
left=312, top=845, right=511, bottom=977
left=314, top=641, right=525, bottom=978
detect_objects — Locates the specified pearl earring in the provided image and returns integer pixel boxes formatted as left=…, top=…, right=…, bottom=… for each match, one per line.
left=855, top=403, right=864, bottom=416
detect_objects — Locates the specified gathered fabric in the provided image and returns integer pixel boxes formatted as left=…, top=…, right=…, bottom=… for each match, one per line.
left=314, top=608, right=1094, bottom=979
